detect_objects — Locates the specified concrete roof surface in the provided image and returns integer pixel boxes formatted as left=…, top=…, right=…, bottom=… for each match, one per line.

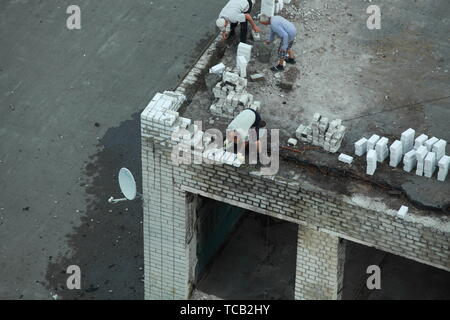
left=182, top=0, right=450, bottom=213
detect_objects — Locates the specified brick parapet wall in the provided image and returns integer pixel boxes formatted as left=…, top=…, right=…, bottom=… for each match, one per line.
left=142, top=102, right=449, bottom=275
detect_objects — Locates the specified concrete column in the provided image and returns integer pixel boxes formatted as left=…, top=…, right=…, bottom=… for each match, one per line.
left=294, top=226, right=346, bottom=300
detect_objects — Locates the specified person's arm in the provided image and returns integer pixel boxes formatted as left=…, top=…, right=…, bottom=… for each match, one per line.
left=268, top=29, right=275, bottom=43
left=244, top=13, right=261, bottom=33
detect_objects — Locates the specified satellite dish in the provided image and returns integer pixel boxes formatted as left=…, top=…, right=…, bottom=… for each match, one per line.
left=108, top=168, right=140, bottom=204
left=119, top=168, right=137, bottom=200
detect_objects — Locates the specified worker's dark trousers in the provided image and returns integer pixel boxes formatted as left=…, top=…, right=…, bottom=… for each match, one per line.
left=230, top=21, right=249, bottom=43
left=230, top=0, right=253, bottom=43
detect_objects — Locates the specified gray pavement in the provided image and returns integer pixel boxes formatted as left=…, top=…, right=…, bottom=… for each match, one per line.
left=0, top=0, right=226, bottom=299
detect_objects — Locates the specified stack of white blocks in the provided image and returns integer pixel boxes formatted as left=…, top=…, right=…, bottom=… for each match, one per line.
left=142, top=91, right=186, bottom=127
left=354, top=128, right=447, bottom=181
left=389, top=140, right=403, bottom=167
left=295, top=114, right=346, bottom=153
left=210, top=70, right=261, bottom=118
left=366, top=150, right=377, bottom=175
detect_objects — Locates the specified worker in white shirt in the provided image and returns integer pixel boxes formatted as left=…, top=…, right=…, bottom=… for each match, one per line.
left=216, top=0, right=261, bottom=43
left=225, top=109, right=266, bottom=153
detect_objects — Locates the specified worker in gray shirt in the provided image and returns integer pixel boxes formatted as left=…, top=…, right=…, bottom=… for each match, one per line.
left=259, top=14, right=297, bottom=71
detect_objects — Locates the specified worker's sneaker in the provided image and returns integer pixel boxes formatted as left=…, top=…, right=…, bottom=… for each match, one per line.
left=271, top=65, right=285, bottom=72
left=285, top=57, right=296, bottom=64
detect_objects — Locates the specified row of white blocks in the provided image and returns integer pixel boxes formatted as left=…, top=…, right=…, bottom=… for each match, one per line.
left=355, top=128, right=448, bottom=181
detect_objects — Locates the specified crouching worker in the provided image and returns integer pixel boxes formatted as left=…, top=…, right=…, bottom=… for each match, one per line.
left=216, top=0, right=261, bottom=43
left=259, top=14, right=297, bottom=72
left=225, top=109, right=266, bottom=154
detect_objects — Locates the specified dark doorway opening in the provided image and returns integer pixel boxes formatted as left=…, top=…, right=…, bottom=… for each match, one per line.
left=193, top=196, right=298, bottom=300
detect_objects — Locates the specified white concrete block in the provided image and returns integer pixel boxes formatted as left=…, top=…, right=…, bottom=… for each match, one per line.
left=261, top=0, right=275, bottom=16
left=288, top=138, right=298, bottom=147
left=366, top=149, right=377, bottom=175
left=414, top=134, right=428, bottom=150
left=432, top=139, right=447, bottom=161
left=400, top=128, right=415, bottom=154
left=389, top=140, right=403, bottom=167
left=237, top=43, right=252, bottom=62
left=354, top=138, right=368, bottom=156
left=209, top=63, right=226, bottom=75
left=375, top=137, right=389, bottom=162
left=415, top=146, right=428, bottom=176
left=338, top=154, right=353, bottom=164
left=397, top=206, right=408, bottom=218
left=424, top=152, right=436, bottom=178
left=295, top=125, right=306, bottom=140
left=250, top=73, right=265, bottom=81
left=367, top=134, right=380, bottom=151
left=425, top=136, right=439, bottom=151
left=403, top=150, right=417, bottom=172
left=437, top=155, right=450, bottom=182
left=223, top=72, right=241, bottom=85
left=236, top=55, right=248, bottom=78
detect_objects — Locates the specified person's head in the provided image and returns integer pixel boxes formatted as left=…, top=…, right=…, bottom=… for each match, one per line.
left=216, top=18, right=230, bottom=34
left=259, top=13, right=271, bottom=25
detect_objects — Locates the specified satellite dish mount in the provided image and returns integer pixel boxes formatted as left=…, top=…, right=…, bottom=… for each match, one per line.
left=108, top=168, right=141, bottom=204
